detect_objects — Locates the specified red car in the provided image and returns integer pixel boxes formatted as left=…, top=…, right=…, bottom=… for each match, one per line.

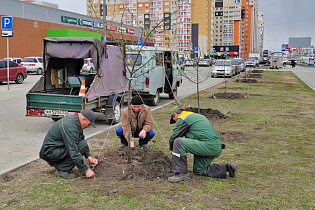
left=0, top=60, right=27, bottom=84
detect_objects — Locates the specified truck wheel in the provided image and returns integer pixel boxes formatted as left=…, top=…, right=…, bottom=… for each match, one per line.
left=15, top=74, right=24, bottom=84
left=169, top=87, right=177, bottom=99
left=51, top=117, right=61, bottom=121
left=37, top=68, right=43, bottom=75
left=148, top=90, right=160, bottom=106
left=108, top=101, right=121, bottom=124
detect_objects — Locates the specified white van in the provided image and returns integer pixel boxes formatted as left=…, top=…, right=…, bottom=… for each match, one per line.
left=126, top=45, right=182, bottom=105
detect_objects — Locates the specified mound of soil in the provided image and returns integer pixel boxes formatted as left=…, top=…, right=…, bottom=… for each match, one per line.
left=252, top=70, right=264, bottom=73
left=183, top=107, right=227, bottom=120
left=244, top=74, right=263, bottom=78
left=93, top=147, right=173, bottom=181
left=211, top=92, right=246, bottom=100
left=236, top=78, right=259, bottom=83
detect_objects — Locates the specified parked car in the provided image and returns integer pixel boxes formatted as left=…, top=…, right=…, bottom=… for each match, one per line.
left=0, top=60, right=27, bottom=84
left=260, top=58, right=270, bottom=65
left=204, top=58, right=214, bottom=66
left=232, top=58, right=246, bottom=72
left=81, top=58, right=95, bottom=73
left=211, top=60, right=236, bottom=78
left=21, top=57, right=43, bottom=74
left=245, top=59, right=256, bottom=68
left=198, top=59, right=210, bottom=67
left=185, top=59, right=194, bottom=66
left=231, top=59, right=241, bottom=74
left=2, top=57, right=23, bottom=64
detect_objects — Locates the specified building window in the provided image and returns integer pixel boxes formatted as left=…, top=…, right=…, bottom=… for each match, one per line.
left=94, top=0, right=98, bottom=3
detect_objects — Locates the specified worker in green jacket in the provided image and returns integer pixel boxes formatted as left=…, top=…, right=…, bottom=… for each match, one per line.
left=39, top=109, right=98, bottom=179
left=168, top=106, right=237, bottom=183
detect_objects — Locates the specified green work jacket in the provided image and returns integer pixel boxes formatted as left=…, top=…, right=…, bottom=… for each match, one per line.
left=169, top=111, right=222, bottom=151
left=40, top=116, right=91, bottom=173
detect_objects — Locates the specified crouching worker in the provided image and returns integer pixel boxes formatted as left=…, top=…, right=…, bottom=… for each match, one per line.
left=116, top=95, right=155, bottom=148
left=168, top=106, right=237, bottom=183
left=39, top=109, right=98, bottom=179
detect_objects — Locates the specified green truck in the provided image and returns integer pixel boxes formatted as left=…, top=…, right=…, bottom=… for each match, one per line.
left=26, top=37, right=127, bottom=124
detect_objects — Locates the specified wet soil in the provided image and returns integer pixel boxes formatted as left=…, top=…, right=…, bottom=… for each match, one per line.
left=236, top=78, right=259, bottom=83
left=211, top=92, right=246, bottom=100
left=183, top=107, right=227, bottom=120
left=252, top=70, right=264, bottom=73
left=244, top=73, right=263, bottom=78
left=93, top=146, right=173, bottom=181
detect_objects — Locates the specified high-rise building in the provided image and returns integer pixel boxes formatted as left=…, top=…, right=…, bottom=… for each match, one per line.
left=258, top=12, right=264, bottom=57
left=241, top=0, right=259, bottom=59
left=87, top=0, right=261, bottom=59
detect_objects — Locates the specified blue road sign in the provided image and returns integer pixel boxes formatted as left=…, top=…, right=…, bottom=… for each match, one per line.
left=137, top=39, right=143, bottom=46
left=1, top=16, right=13, bottom=30
left=212, top=49, right=216, bottom=54
left=224, top=51, right=227, bottom=55
left=194, top=47, right=198, bottom=52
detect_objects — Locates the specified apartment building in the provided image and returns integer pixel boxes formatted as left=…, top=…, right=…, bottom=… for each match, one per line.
left=241, top=0, right=259, bottom=59
left=212, top=0, right=260, bottom=59
left=87, top=0, right=261, bottom=59
left=258, top=12, right=264, bottom=57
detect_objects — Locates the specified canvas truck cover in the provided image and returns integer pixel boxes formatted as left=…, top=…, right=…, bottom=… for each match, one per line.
left=42, top=37, right=127, bottom=101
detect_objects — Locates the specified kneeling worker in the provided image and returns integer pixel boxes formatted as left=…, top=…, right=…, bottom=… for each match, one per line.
left=168, top=106, right=237, bottom=183
left=116, top=95, right=155, bottom=148
left=39, top=109, right=98, bottom=179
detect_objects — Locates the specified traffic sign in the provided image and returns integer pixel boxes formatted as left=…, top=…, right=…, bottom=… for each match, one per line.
left=194, top=47, right=198, bottom=52
left=224, top=51, right=227, bottom=55
left=1, top=16, right=13, bottom=30
left=212, top=49, right=216, bottom=54
left=137, top=39, right=143, bottom=46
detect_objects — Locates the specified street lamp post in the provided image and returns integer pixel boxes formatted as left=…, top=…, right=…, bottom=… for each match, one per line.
left=103, top=0, right=107, bottom=41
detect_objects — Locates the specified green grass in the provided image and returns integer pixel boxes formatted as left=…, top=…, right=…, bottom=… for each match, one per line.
left=1, top=71, right=315, bottom=209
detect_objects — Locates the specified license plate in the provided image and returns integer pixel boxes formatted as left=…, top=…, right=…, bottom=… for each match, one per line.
left=44, top=109, right=68, bottom=116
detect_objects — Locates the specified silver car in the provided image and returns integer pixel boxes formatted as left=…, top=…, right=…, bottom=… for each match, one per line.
left=211, top=60, right=236, bottom=78
left=21, top=57, right=43, bottom=75
left=81, top=58, right=95, bottom=73
left=198, top=59, right=210, bottom=67
left=232, top=58, right=246, bottom=73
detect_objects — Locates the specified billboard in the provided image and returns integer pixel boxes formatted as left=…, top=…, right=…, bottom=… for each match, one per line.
left=288, top=37, right=311, bottom=48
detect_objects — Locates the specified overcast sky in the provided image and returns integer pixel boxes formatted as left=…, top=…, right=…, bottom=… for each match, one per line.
left=46, top=0, right=314, bottom=52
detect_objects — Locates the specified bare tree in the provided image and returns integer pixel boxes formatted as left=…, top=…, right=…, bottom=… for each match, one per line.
left=181, top=47, right=211, bottom=113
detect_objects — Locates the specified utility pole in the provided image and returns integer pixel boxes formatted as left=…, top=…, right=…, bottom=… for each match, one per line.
left=103, top=0, right=107, bottom=42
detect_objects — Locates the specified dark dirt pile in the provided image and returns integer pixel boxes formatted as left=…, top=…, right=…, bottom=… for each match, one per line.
left=244, top=73, right=263, bottom=78
left=236, top=78, right=259, bottom=83
left=93, top=146, right=173, bottom=181
left=211, top=92, right=246, bottom=100
left=252, top=70, right=264, bottom=73
left=183, top=107, right=227, bottom=120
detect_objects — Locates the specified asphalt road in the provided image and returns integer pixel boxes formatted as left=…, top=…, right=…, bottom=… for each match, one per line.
left=0, top=67, right=226, bottom=175
left=291, top=66, right=315, bottom=91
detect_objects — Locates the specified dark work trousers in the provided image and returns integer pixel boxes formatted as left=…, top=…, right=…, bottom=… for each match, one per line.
left=172, top=137, right=227, bottom=178
left=45, top=140, right=90, bottom=172
left=116, top=126, right=155, bottom=146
